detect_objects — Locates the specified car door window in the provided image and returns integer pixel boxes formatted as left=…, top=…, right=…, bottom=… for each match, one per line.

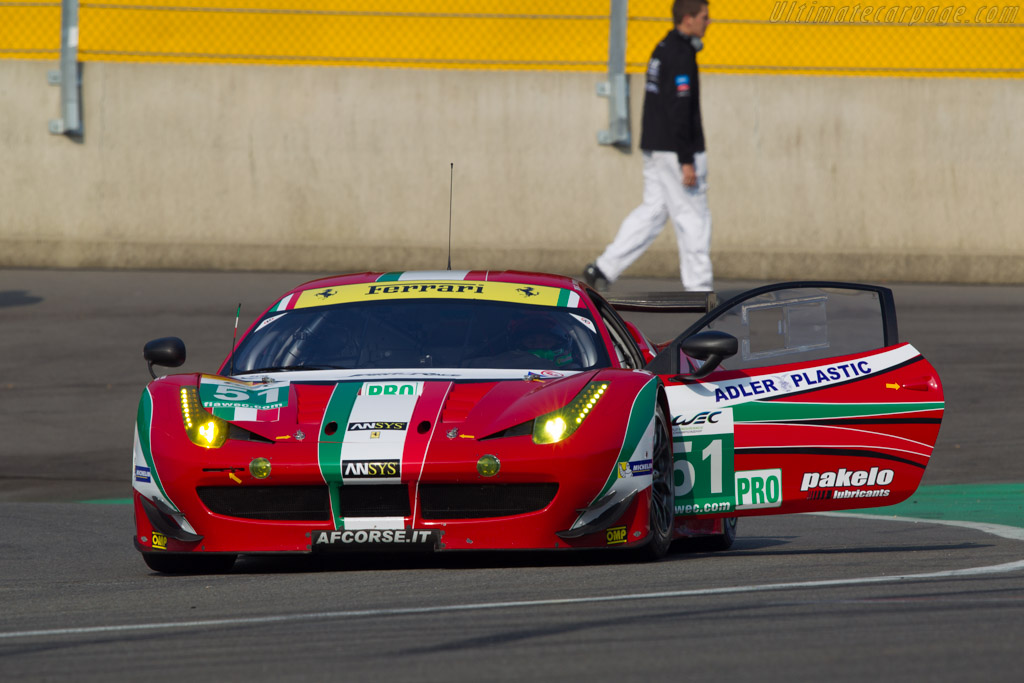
left=676, top=283, right=897, bottom=372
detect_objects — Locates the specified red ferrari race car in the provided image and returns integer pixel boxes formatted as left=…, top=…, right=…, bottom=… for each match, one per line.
left=133, top=271, right=944, bottom=573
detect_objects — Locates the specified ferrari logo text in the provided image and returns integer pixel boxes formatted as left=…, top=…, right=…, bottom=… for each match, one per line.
left=366, top=283, right=484, bottom=296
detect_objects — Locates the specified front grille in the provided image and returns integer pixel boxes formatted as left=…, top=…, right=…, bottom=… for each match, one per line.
left=418, top=483, right=558, bottom=519
left=197, top=486, right=330, bottom=521
left=196, top=483, right=557, bottom=521
left=337, top=485, right=411, bottom=517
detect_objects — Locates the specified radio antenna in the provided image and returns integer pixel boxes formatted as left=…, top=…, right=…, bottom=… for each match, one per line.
left=447, top=162, right=453, bottom=270
left=228, top=303, right=241, bottom=375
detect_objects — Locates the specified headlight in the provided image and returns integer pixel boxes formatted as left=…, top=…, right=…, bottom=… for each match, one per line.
left=180, top=386, right=228, bottom=448
left=533, top=381, right=608, bottom=444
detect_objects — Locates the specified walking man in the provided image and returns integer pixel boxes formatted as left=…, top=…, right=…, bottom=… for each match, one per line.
left=585, top=0, right=713, bottom=292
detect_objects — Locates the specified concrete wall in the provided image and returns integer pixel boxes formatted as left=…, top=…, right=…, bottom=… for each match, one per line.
left=2, top=59, right=1022, bottom=283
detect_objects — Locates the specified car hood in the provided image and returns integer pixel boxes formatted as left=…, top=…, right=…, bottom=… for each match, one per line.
left=196, top=368, right=598, bottom=443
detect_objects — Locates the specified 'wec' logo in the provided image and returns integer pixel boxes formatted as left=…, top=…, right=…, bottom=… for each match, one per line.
left=673, top=411, right=721, bottom=426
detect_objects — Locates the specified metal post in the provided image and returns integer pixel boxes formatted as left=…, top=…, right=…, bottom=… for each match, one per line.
left=48, top=0, right=82, bottom=137
left=597, top=0, right=631, bottom=148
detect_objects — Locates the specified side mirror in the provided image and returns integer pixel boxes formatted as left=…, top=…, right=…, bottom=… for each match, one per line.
left=676, top=331, right=738, bottom=380
left=144, top=337, right=186, bottom=379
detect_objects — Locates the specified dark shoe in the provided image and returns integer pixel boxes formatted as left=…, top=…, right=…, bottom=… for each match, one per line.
left=583, top=263, right=609, bottom=291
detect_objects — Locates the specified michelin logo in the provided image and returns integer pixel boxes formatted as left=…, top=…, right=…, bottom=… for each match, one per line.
left=618, top=460, right=653, bottom=478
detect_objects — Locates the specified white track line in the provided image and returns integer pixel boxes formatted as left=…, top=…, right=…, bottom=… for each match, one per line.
left=2, top=514, right=1021, bottom=641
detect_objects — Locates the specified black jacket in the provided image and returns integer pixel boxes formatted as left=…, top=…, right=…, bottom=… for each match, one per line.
left=639, top=29, right=705, bottom=165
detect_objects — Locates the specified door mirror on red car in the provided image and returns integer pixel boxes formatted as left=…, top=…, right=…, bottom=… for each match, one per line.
left=144, top=337, right=186, bottom=378
left=677, top=330, right=738, bottom=380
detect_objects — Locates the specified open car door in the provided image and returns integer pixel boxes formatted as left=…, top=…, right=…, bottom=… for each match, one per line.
left=647, top=282, right=944, bottom=520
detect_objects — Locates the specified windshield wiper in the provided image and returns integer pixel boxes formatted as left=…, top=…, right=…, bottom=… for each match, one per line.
left=240, top=364, right=350, bottom=374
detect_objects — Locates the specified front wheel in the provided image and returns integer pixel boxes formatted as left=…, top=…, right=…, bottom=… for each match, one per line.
left=636, top=406, right=674, bottom=561
left=142, top=553, right=237, bottom=574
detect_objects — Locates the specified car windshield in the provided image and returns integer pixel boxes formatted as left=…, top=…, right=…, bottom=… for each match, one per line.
left=229, top=298, right=611, bottom=373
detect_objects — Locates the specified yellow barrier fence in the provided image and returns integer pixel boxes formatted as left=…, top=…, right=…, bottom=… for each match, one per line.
left=2, top=0, right=1021, bottom=77
left=1, top=2, right=61, bottom=59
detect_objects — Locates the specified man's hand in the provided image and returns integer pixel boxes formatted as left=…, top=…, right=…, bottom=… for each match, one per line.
left=681, top=163, right=697, bottom=187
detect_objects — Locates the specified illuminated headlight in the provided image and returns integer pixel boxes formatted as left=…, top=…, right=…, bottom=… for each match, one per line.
left=533, top=381, right=609, bottom=444
left=180, top=386, right=228, bottom=449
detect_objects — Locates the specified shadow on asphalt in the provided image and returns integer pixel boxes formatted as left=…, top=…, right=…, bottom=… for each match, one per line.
left=0, top=290, right=43, bottom=308
left=147, top=536, right=796, bottom=576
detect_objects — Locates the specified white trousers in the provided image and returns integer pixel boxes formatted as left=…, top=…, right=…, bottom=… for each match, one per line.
left=596, top=150, right=713, bottom=291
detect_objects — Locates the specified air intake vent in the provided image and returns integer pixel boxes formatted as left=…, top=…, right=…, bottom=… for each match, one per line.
left=418, top=483, right=558, bottom=519
left=337, top=485, right=411, bottom=517
left=197, top=486, right=330, bottom=521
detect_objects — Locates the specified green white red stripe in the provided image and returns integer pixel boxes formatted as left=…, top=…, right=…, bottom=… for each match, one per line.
left=317, top=381, right=440, bottom=530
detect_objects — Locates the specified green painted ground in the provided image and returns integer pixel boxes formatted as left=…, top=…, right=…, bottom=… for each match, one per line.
left=856, top=483, right=1024, bottom=528
left=80, top=484, right=1023, bottom=528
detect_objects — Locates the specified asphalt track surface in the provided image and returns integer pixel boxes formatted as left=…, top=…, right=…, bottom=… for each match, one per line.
left=1, top=269, right=1022, bottom=681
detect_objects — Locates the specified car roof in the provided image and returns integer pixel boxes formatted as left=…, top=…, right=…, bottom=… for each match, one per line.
left=285, top=270, right=586, bottom=297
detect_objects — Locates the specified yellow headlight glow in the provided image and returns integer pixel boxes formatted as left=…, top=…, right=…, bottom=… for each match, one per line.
left=543, top=416, right=567, bottom=441
left=198, top=422, right=217, bottom=444
left=180, top=386, right=228, bottom=449
left=533, top=382, right=609, bottom=444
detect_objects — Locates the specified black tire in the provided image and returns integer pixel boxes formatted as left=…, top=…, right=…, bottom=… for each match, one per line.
left=704, top=517, right=738, bottom=551
left=637, top=406, right=674, bottom=561
left=142, top=553, right=237, bottom=574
